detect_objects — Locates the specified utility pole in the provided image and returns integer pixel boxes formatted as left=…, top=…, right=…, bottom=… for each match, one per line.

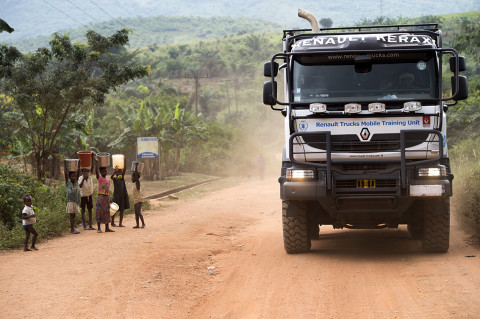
left=185, top=73, right=208, bottom=116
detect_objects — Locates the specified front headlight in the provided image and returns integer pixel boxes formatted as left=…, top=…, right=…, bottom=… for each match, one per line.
left=417, top=167, right=447, bottom=177
left=403, top=101, right=422, bottom=112
left=345, top=103, right=362, bottom=114
left=286, top=169, right=315, bottom=180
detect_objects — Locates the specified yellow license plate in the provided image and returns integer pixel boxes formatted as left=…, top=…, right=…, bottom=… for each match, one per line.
left=356, top=179, right=376, bottom=188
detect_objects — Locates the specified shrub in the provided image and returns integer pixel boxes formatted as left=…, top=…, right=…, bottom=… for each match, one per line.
left=450, top=138, right=480, bottom=236
left=0, top=163, right=68, bottom=249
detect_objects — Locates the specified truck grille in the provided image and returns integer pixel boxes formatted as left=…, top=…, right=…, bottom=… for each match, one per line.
left=336, top=179, right=397, bottom=188
left=302, top=133, right=430, bottom=152
left=342, top=163, right=388, bottom=171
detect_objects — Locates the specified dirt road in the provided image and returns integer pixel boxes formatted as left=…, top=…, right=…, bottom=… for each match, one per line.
left=1, top=178, right=480, bottom=319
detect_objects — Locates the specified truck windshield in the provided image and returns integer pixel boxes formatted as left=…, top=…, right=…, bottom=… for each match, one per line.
left=292, top=52, right=438, bottom=103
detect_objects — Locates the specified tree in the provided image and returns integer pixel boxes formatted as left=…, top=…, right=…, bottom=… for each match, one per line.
left=0, top=19, right=14, bottom=33
left=319, top=18, right=333, bottom=28
left=453, top=18, right=480, bottom=64
left=0, top=29, right=150, bottom=180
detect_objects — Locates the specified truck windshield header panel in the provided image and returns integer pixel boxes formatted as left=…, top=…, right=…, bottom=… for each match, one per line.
left=292, top=52, right=438, bottom=104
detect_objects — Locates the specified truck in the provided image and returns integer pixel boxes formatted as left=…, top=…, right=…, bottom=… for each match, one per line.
left=263, top=9, right=468, bottom=253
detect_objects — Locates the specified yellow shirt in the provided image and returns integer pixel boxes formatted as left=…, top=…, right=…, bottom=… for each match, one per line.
left=132, top=184, right=144, bottom=203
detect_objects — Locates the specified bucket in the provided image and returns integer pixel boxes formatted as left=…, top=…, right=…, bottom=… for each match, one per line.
left=65, top=159, right=80, bottom=172
left=112, top=154, right=125, bottom=170
left=110, top=202, right=119, bottom=216
left=77, top=151, right=92, bottom=169
left=97, top=152, right=110, bottom=168
left=131, top=161, right=145, bottom=174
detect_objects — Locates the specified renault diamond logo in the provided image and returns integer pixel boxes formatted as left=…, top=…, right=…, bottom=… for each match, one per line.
left=360, top=128, right=370, bottom=140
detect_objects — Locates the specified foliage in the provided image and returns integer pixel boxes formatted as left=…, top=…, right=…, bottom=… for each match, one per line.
left=0, top=18, right=14, bottom=33
left=319, top=18, right=333, bottom=28
left=0, top=163, right=68, bottom=249
left=355, top=15, right=445, bottom=28
left=0, top=29, right=149, bottom=180
left=447, top=94, right=480, bottom=145
left=451, top=17, right=480, bottom=64
left=104, top=88, right=228, bottom=177
left=450, top=139, right=480, bottom=236
left=446, top=12, right=480, bottom=146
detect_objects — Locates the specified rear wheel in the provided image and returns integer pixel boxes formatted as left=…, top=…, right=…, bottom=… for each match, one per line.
left=282, top=201, right=311, bottom=253
left=422, top=198, right=450, bottom=253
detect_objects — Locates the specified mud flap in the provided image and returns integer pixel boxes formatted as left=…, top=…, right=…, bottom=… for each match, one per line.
left=285, top=201, right=303, bottom=217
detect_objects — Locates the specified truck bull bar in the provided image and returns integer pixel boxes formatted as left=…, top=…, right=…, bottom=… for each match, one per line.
left=288, top=130, right=444, bottom=190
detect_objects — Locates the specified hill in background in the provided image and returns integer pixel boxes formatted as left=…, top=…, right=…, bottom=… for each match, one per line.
left=1, top=0, right=479, bottom=42
left=4, top=16, right=282, bottom=52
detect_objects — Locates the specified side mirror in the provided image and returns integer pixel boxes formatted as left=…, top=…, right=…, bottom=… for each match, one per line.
left=449, top=56, right=466, bottom=72
left=263, top=81, right=277, bottom=105
left=264, top=62, right=279, bottom=77
left=451, top=75, right=468, bottom=101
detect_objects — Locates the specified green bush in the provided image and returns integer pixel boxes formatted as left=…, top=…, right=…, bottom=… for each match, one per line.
left=0, top=163, right=68, bottom=249
left=450, top=138, right=480, bottom=236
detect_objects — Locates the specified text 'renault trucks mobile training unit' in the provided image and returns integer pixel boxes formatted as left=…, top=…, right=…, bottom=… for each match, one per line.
left=264, top=9, right=468, bottom=254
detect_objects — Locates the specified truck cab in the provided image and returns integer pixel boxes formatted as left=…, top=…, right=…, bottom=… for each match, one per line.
left=263, top=10, right=468, bottom=253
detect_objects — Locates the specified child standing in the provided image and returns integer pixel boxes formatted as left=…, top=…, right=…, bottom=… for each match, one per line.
left=111, top=156, right=129, bottom=227
left=78, top=154, right=96, bottom=230
left=131, top=162, right=145, bottom=228
left=95, top=156, right=114, bottom=233
left=65, top=161, right=81, bottom=234
left=22, top=194, right=38, bottom=251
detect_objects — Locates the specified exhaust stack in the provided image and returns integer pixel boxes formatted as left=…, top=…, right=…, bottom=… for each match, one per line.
left=298, top=8, right=320, bottom=33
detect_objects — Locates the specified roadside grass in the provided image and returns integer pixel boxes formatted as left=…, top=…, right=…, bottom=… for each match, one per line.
left=450, top=138, right=480, bottom=240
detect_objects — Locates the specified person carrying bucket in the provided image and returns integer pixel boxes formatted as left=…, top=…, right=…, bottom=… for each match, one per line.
left=64, top=159, right=81, bottom=234
left=111, top=154, right=130, bottom=227
left=94, top=153, right=114, bottom=233
left=78, top=151, right=96, bottom=230
left=131, top=161, right=146, bottom=228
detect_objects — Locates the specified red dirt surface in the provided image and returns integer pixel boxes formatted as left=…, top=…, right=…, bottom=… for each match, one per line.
left=1, top=178, right=480, bottom=318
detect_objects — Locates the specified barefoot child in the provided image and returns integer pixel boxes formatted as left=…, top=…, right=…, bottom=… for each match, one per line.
left=95, top=155, right=114, bottom=233
left=111, top=156, right=129, bottom=227
left=22, top=195, right=38, bottom=251
left=78, top=153, right=96, bottom=230
left=65, top=161, right=81, bottom=234
left=131, top=162, right=145, bottom=228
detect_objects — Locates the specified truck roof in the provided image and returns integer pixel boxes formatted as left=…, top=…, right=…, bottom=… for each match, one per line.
left=291, top=34, right=438, bottom=52
left=285, top=24, right=441, bottom=53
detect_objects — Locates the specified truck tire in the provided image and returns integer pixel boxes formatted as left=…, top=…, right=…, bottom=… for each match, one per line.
left=422, top=198, right=450, bottom=253
left=282, top=200, right=311, bottom=253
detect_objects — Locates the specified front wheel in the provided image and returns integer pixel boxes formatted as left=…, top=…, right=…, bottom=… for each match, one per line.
left=422, top=198, right=450, bottom=253
left=282, top=201, right=311, bottom=254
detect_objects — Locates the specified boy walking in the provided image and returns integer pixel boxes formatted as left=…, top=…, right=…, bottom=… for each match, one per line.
left=22, top=195, right=38, bottom=251
left=78, top=154, right=96, bottom=230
